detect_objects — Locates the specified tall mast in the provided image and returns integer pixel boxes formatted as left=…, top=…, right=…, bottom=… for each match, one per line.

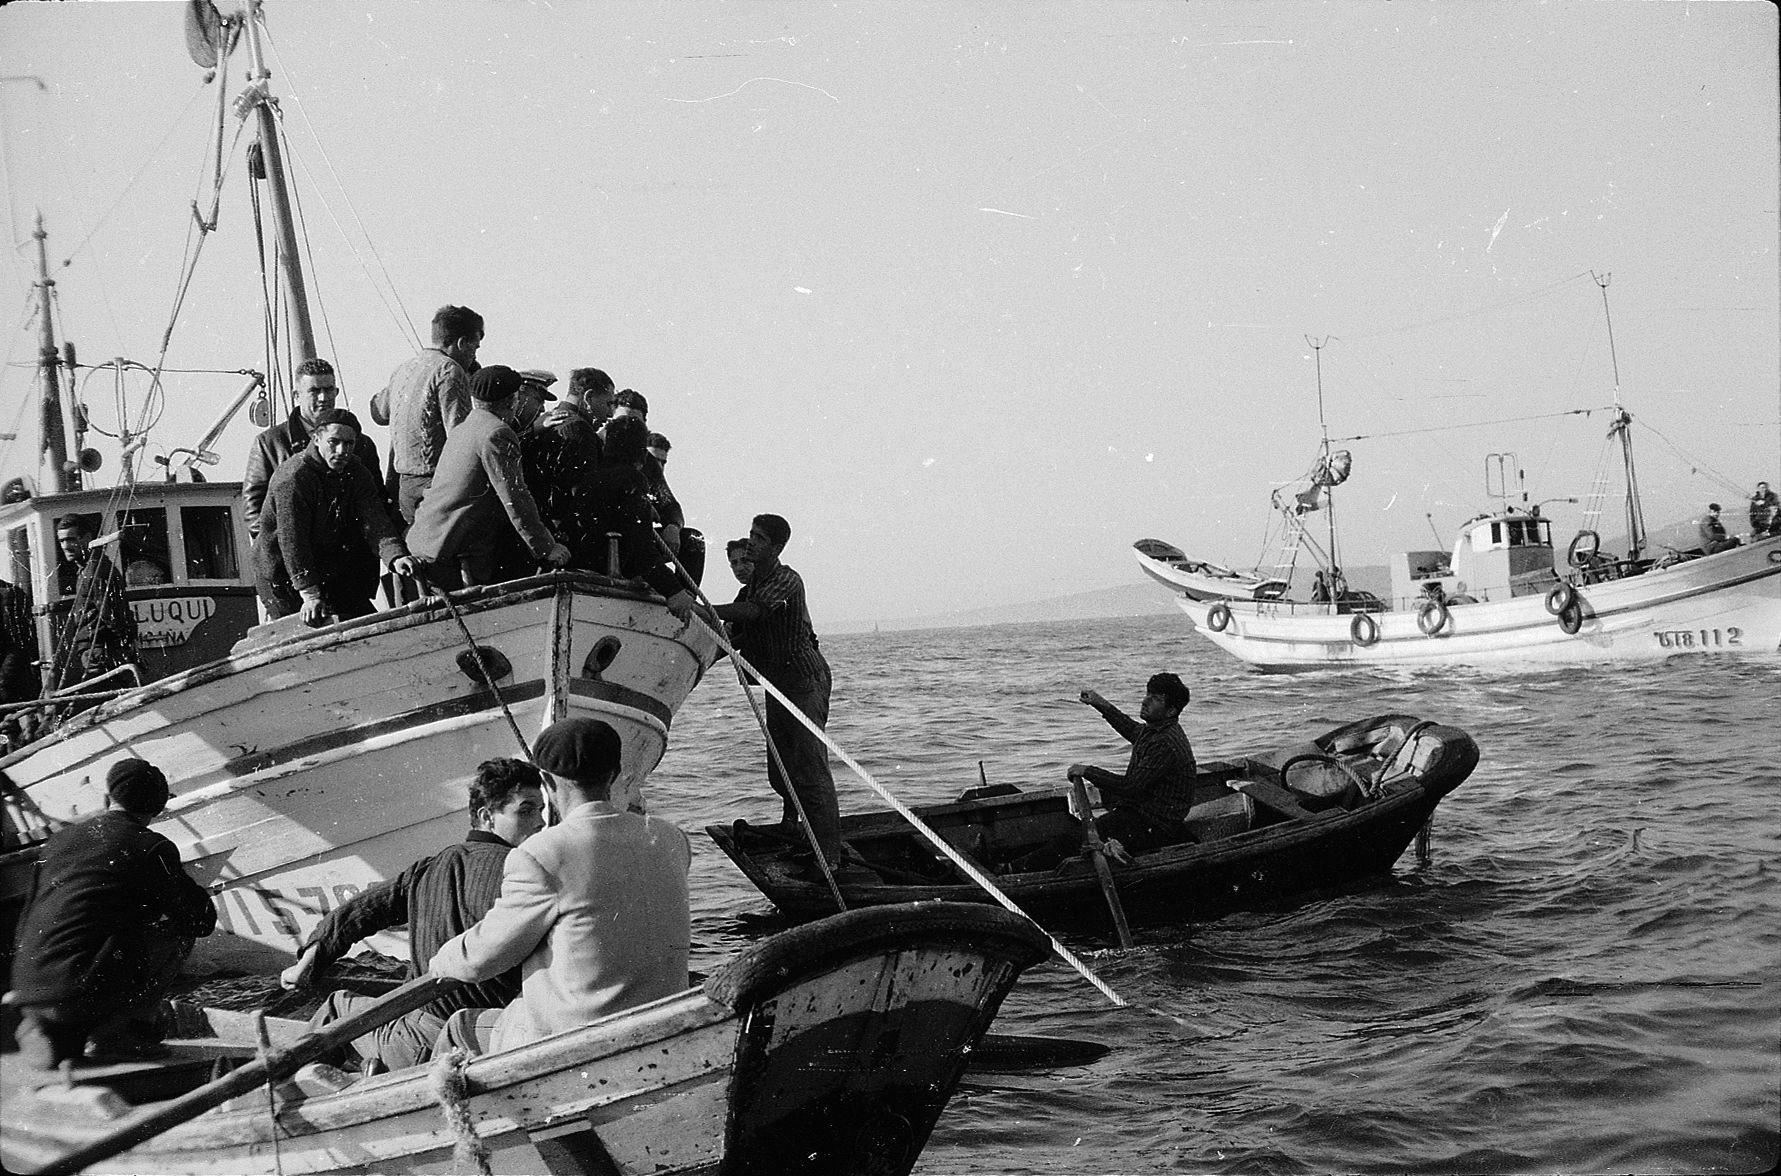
left=1308, top=335, right=1341, bottom=578
left=1594, top=271, right=1646, bottom=560
left=31, top=214, right=77, bottom=495
left=236, top=0, right=316, bottom=375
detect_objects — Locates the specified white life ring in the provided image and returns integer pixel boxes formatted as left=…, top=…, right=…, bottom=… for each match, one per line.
left=1350, top=612, right=1380, bottom=647
left=1206, top=602, right=1233, bottom=632
left=1416, top=598, right=1450, bottom=636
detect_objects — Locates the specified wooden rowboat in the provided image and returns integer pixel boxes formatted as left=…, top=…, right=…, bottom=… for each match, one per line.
left=708, top=714, right=1479, bottom=928
left=1, top=901, right=1050, bottom=1176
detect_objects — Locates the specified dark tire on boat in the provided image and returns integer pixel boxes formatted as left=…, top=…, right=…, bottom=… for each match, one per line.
left=1206, top=602, right=1233, bottom=632
left=1567, top=529, right=1601, bottom=568
left=1416, top=598, right=1450, bottom=636
left=1544, top=582, right=1576, bottom=616
left=1350, top=612, right=1380, bottom=646
left=1557, top=601, right=1584, bottom=634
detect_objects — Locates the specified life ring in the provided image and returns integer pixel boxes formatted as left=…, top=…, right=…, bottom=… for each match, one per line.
left=1350, top=612, right=1380, bottom=646
left=1557, top=601, right=1583, bottom=635
left=1567, top=530, right=1601, bottom=569
left=1544, top=582, right=1576, bottom=616
left=1416, top=598, right=1450, bottom=636
left=1206, top=602, right=1233, bottom=632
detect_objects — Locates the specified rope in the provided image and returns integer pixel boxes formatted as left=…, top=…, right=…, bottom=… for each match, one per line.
left=415, top=574, right=540, bottom=770
left=429, top=1049, right=494, bottom=1176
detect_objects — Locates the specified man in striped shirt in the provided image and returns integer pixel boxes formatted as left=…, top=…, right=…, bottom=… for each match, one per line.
left=1067, top=672, right=1198, bottom=854
left=713, top=514, right=843, bottom=871
left=279, top=758, right=547, bottom=1071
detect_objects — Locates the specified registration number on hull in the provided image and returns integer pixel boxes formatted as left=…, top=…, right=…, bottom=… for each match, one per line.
left=1654, top=627, right=1742, bottom=649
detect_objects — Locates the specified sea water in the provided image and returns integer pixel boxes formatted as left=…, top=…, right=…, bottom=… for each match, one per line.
left=648, top=615, right=1779, bottom=1176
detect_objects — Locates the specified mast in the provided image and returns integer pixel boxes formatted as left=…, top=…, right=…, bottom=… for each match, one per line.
left=235, top=0, right=316, bottom=374
left=1594, top=271, right=1646, bottom=560
left=31, top=214, right=78, bottom=495
left=1308, top=335, right=1342, bottom=581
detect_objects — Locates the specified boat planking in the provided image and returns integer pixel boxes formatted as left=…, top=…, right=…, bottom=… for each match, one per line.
left=0, top=902, right=1052, bottom=1176
left=708, top=714, right=1479, bottom=928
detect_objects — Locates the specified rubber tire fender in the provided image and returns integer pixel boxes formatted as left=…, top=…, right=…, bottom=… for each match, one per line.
left=1557, top=601, right=1584, bottom=635
left=1415, top=598, right=1450, bottom=636
left=1544, top=582, right=1577, bottom=616
left=1206, top=602, right=1233, bottom=632
left=1350, top=612, right=1380, bottom=647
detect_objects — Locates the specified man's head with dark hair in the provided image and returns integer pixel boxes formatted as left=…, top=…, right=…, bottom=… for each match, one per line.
left=468, top=757, right=547, bottom=846
left=568, top=367, right=617, bottom=422
left=602, top=415, right=650, bottom=465
left=294, top=357, right=335, bottom=381
left=1145, top=672, right=1191, bottom=712
left=751, top=513, right=791, bottom=550
left=430, top=305, right=485, bottom=371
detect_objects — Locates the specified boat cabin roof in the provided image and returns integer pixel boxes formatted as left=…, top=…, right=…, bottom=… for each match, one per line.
left=1458, top=509, right=1553, bottom=555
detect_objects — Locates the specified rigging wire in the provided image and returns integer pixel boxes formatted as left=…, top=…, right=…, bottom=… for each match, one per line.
left=261, top=28, right=422, bottom=351
left=274, top=109, right=346, bottom=391
left=1332, top=406, right=1615, bottom=444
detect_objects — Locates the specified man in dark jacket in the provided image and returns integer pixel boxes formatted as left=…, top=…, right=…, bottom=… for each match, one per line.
left=242, top=358, right=384, bottom=539
left=52, top=515, right=138, bottom=694
left=253, top=409, right=415, bottom=626
left=279, top=758, right=547, bottom=1071
left=9, top=758, right=216, bottom=1069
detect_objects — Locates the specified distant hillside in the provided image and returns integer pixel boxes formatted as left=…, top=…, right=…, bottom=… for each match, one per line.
left=821, top=564, right=1391, bottom=635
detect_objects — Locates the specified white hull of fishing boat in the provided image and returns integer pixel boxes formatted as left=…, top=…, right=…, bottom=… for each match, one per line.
left=0, top=573, right=719, bottom=971
left=1149, top=535, right=1781, bottom=670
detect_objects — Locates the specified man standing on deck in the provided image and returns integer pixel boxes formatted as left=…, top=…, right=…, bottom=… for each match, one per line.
left=1748, top=482, right=1779, bottom=536
left=1066, top=673, right=1198, bottom=855
left=51, top=515, right=138, bottom=693
left=253, top=410, right=416, bottom=626
left=279, top=758, right=547, bottom=1071
left=711, top=514, right=846, bottom=876
left=9, top=758, right=216, bottom=1069
left=374, top=305, right=484, bottom=524
left=242, top=358, right=384, bottom=539
left=404, top=365, right=572, bottom=590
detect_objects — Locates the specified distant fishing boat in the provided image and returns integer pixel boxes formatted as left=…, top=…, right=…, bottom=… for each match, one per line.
left=0, top=902, right=1051, bottom=1176
left=1134, top=278, right=1781, bottom=670
left=0, top=0, right=716, bottom=975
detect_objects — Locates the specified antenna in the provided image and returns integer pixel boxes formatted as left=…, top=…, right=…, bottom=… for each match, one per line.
left=1306, top=335, right=1340, bottom=576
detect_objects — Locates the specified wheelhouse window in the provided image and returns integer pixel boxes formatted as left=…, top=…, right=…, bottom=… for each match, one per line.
left=182, top=505, right=239, bottom=581
left=120, top=508, right=173, bottom=586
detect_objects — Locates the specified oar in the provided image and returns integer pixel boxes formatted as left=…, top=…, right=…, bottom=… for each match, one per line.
left=32, top=974, right=462, bottom=1176
left=968, top=1033, right=1111, bottom=1073
left=1069, top=777, right=1134, bottom=949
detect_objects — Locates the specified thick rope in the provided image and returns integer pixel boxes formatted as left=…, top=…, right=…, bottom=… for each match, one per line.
left=429, top=1048, right=494, bottom=1176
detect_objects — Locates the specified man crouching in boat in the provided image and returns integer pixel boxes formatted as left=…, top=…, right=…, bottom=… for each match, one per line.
left=1068, top=673, right=1198, bottom=858
left=9, top=758, right=216, bottom=1069
left=426, top=717, right=691, bottom=1056
left=253, top=408, right=417, bottom=627
left=277, top=758, right=547, bottom=1072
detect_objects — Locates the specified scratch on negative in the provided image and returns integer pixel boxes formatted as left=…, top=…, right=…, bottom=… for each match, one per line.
left=666, top=77, right=840, bottom=104
left=1486, top=208, right=1509, bottom=252
left=979, top=208, right=1037, bottom=219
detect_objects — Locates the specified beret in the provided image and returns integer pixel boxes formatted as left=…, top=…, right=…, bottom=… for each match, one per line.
left=106, top=758, right=170, bottom=816
left=470, top=365, right=524, bottom=402
left=532, top=717, right=623, bottom=782
left=311, top=408, right=362, bottom=433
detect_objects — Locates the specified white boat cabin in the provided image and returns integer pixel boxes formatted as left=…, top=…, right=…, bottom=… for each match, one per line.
left=0, top=481, right=258, bottom=694
left=1390, top=508, right=1560, bottom=606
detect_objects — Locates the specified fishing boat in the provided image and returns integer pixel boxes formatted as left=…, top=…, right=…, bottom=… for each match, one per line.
left=707, top=713, right=1479, bottom=927
left=0, top=0, right=718, bottom=975
left=1133, top=281, right=1781, bottom=670
left=1130, top=539, right=1289, bottom=602
left=0, top=901, right=1052, bottom=1176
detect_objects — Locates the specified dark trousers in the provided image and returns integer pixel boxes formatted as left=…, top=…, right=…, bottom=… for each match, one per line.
left=307, top=989, right=446, bottom=1071
left=764, top=664, right=842, bottom=862
left=12, top=931, right=194, bottom=1069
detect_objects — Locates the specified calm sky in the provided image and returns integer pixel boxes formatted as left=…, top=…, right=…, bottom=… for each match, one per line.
left=2, top=1, right=1776, bottom=625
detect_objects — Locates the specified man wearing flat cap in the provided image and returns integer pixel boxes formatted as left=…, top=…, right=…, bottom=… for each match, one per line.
left=9, top=757, right=216, bottom=1069
left=242, top=357, right=384, bottom=540
left=1065, top=672, right=1198, bottom=856
left=253, top=407, right=416, bottom=626
left=405, top=365, right=572, bottom=590
left=428, top=717, right=692, bottom=1055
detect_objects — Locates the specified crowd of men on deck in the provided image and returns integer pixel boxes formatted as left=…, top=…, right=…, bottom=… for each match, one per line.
left=6, top=304, right=853, bottom=1073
